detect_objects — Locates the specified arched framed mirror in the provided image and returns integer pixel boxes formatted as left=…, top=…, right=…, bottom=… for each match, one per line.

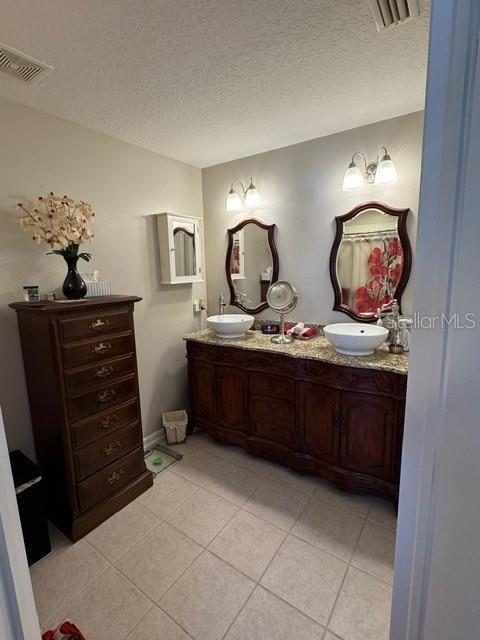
left=329, top=202, right=412, bottom=322
left=226, top=219, right=279, bottom=314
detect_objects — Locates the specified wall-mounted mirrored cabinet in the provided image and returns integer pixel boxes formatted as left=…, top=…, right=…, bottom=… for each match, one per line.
left=225, top=218, right=279, bottom=314
left=329, top=202, right=412, bottom=322
left=157, top=213, right=203, bottom=284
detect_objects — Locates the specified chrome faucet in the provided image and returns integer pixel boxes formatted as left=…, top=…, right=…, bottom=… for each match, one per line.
left=218, top=292, right=226, bottom=315
left=234, top=290, right=251, bottom=304
left=376, top=300, right=405, bottom=353
left=375, top=300, right=397, bottom=322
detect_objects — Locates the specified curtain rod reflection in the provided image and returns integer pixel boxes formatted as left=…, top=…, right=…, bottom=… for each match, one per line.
left=343, top=229, right=399, bottom=239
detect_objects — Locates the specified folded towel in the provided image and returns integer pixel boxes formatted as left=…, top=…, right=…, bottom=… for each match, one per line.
left=287, top=322, right=304, bottom=335
left=283, top=323, right=317, bottom=338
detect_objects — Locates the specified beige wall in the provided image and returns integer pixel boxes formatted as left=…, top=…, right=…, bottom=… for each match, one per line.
left=202, top=111, right=423, bottom=322
left=0, top=97, right=204, bottom=459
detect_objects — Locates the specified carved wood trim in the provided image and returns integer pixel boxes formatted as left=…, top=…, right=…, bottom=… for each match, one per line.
left=187, top=342, right=406, bottom=398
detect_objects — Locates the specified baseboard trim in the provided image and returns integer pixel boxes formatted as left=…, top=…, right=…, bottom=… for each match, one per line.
left=143, top=429, right=164, bottom=450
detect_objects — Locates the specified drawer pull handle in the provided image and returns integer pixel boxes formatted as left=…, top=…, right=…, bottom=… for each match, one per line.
left=99, top=414, right=119, bottom=430
left=106, top=468, right=125, bottom=485
left=94, top=365, right=115, bottom=379
left=89, top=318, right=110, bottom=330
left=91, top=342, right=112, bottom=355
left=97, top=389, right=117, bottom=403
left=103, top=440, right=122, bottom=456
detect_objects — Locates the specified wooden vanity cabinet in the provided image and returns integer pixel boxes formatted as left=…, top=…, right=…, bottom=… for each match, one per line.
left=187, top=340, right=406, bottom=502
left=10, top=296, right=153, bottom=541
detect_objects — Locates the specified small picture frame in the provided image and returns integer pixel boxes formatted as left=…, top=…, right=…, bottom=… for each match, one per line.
left=23, top=285, right=40, bottom=302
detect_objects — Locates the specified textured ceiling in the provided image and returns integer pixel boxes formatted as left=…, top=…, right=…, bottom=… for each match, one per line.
left=0, top=1, right=430, bottom=167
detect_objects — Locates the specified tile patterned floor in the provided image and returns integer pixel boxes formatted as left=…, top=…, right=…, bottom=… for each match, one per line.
left=31, top=430, right=397, bottom=640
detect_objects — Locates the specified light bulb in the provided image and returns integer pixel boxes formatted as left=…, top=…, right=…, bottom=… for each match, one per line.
left=342, top=162, right=365, bottom=191
left=226, top=188, right=243, bottom=212
left=244, top=179, right=261, bottom=208
left=375, top=155, right=398, bottom=185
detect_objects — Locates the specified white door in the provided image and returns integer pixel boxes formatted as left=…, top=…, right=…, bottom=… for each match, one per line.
left=0, top=407, right=41, bottom=640
left=391, top=2, right=480, bottom=639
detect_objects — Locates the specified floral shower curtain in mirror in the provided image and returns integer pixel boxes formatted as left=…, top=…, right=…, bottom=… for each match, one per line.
left=337, top=231, right=403, bottom=315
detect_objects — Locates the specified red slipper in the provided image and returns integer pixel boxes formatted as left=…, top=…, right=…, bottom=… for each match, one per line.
left=42, top=620, right=86, bottom=640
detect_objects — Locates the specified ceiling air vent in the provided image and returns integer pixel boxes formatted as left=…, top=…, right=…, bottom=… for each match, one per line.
left=0, top=43, right=53, bottom=84
left=367, top=0, right=421, bottom=31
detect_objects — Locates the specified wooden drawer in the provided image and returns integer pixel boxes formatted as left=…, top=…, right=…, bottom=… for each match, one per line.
left=77, top=448, right=144, bottom=512
left=251, top=396, right=294, bottom=447
left=187, top=340, right=217, bottom=361
left=72, top=399, right=139, bottom=449
left=75, top=421, right=140, bottom=480
left=65, top=354, right=135, bottom=394
left=68, top=376, right=137, bottom=422
left=250, top=372, right=294, bottom=400
left=59, top=307, right=131, bottom=342
left=296, top=359, right=407, bottom=398
left=61, top=331, right=133, bottom=367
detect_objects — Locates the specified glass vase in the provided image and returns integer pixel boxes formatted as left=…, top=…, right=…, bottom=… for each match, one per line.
left=62, top=254, right=87, bottom=300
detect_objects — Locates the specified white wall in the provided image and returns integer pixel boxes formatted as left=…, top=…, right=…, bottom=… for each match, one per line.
left=0, top=97, right=204, bottom=459
left=202, top=111, right=423, bottom=322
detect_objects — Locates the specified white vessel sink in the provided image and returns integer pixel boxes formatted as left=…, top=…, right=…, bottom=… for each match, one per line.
left=207, top=314, right=254, bottom=339
left=323, top=323, right=388, bottom=356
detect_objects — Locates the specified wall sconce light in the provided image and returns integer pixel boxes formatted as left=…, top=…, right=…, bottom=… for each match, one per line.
left=226, top=178, right=261, bottom=212
left=342, top=147, right=397, bottom=191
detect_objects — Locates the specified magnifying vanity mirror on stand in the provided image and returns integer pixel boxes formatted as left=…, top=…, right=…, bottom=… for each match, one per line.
left=329, top=202, right=412, bottom=322
left=225, top=219, right=279, bottom=314
left=266, top=281, right=298, bottom=344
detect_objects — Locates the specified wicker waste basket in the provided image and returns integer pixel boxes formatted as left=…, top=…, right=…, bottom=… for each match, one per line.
left=163, top=410, right=188, bottom=445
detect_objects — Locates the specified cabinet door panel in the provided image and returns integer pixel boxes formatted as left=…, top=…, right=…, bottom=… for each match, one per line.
left=251, top=396, right=294, bottom=447
left=250, top=372, right=295, bottom=400
left=188, top=359, right=216, bottom=422
left=298, top=382, right=340, bottom=464
left=216, top=365, right=248, bottom=432
left=340, top=392, right=394, bottom=480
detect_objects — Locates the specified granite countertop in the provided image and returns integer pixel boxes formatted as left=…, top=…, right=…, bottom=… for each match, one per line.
left=184, top=329, right=408, bottom=375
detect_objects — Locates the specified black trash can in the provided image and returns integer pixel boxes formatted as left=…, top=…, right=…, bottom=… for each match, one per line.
left=9, top=449, right=51, bottom=566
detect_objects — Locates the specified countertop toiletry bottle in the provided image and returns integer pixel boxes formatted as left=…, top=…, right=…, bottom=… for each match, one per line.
left=388, top=301, right=404, bottom=353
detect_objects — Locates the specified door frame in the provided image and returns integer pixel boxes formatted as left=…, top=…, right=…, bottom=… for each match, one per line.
left=0, top=407, right=41, bottom=640
left=391, top=1, right=480, bottom=638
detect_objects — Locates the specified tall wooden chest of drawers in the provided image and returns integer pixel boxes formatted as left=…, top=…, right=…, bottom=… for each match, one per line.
left=10, top=296, right=153, bottom=541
